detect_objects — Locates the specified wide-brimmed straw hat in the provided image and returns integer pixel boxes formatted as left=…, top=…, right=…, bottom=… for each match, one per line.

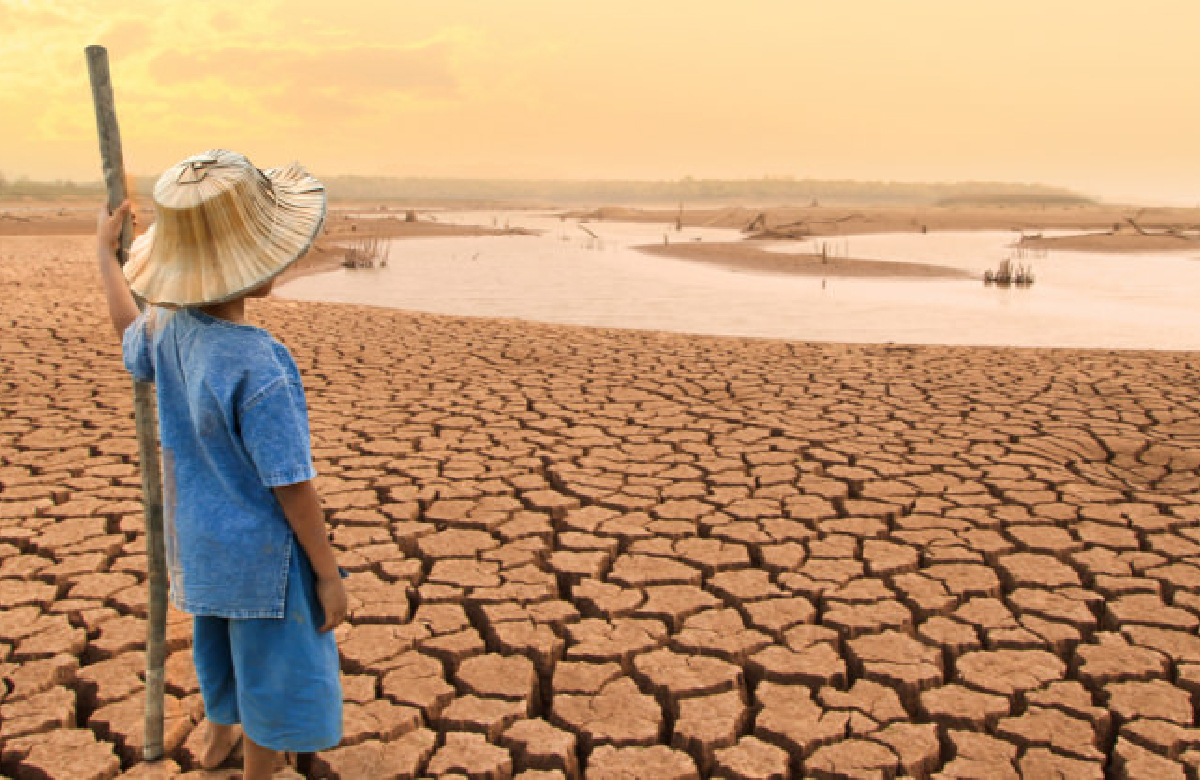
left=125, top=149, right=326, bottom=306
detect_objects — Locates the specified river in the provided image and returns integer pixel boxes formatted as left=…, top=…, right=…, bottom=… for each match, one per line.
left=275, top=211, right=1200, bottom=349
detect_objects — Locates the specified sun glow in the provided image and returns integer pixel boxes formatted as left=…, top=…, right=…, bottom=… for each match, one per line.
left=3, top=0, right=1199, bottom=204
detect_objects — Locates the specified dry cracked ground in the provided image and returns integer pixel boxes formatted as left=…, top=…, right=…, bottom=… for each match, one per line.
left=3, top=236, right=1200, bottom=779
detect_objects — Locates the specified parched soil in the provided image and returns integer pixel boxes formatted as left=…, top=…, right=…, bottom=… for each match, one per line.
left=4, top=235, right=1200, bottom=778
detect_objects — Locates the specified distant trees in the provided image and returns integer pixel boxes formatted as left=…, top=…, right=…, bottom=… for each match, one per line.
left=0, top=175, right=110, bottom=202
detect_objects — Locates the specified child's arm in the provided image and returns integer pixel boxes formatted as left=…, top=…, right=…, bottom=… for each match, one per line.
left=273, top=479, right=348, bottom=632
left=96, top=201, right=140, bottom=337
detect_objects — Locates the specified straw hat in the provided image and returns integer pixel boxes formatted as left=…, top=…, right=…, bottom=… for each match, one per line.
left=125, top=149, right=326, bottom=306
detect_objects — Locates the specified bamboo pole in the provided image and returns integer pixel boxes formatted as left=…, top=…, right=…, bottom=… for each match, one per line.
left=86, top=44, right=168, bottom=762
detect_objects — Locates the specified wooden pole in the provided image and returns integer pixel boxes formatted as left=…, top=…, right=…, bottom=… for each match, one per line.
left=86, top=44, right=169, bottom=762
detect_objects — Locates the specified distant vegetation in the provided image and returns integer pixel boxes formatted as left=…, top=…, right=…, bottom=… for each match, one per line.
left=0, top=174, right=155, bottom=203
left=321, top=176, right=1094, bottom=207
left=1, top=171, right=1093, bottom=207
left=934, top=192, right=1093, bottom=207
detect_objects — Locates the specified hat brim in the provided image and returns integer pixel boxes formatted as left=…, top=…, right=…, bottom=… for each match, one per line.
left=125, top=158, right=327, bottom=307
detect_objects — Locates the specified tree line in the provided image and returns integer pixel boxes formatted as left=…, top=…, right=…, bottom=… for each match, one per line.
left=1, top=172, right=1092, bottom=207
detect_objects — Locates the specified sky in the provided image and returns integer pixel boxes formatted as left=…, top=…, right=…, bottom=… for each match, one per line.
left=3, top=0, right=1200, bottom=204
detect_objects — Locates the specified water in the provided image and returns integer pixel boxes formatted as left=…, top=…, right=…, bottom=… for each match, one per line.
left=276, top=212, right=1200, bottom=349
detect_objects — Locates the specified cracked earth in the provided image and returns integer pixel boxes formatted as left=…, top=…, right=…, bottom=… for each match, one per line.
left=3, top=236, right=1200, bottom=778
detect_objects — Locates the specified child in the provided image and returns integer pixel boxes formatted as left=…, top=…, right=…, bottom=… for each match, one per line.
left=96, top=150, right=347, bottom=779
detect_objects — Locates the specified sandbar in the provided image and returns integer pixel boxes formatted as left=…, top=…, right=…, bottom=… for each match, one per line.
left=638, top=240, right=974, bottom=279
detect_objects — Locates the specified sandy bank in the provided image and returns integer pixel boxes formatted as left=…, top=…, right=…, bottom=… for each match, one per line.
left=0, top=204, right=528, bottom=240
left=0, top=206, right=150, bottom=237
left=637, top=240, right=974, bottom=280
left=1019, top=232, right=1200, bottom=253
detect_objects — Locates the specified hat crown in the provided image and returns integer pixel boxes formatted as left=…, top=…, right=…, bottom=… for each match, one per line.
left=154, top=149, right=273, bottom=211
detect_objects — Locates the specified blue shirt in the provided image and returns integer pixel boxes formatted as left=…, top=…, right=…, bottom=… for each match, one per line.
left=123, top=308, right=316, bottom=618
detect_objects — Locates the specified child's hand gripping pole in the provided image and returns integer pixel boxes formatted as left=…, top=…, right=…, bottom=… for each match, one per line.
left=97, top=201, right=140, bottom=336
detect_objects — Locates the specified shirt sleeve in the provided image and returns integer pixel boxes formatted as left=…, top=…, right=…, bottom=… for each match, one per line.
left=121, top=310, right=154, bottom=383
left=239, top=376, right=318, bottom=488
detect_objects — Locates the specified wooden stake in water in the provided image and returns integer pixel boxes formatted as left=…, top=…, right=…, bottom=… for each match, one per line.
left=86, top=44, right=169, bottom=762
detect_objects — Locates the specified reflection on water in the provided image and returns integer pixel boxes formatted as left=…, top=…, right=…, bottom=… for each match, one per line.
left=276, top=211, right=1200, bottom=349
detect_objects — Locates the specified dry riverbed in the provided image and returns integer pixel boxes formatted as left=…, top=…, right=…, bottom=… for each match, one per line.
left=3, top=235, right=1200, bottom=777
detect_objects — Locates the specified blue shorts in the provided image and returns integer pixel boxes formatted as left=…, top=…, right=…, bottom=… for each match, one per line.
left=192, top=548, right=343, bottom=752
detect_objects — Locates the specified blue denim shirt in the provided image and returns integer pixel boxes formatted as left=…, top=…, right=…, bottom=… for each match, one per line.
left=123, top=308, right=316, bottom=618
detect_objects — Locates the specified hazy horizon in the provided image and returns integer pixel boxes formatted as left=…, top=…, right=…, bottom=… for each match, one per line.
left=1, top=173, right=1104, bottom=209
left=4, top=0, right=1200, bottom=205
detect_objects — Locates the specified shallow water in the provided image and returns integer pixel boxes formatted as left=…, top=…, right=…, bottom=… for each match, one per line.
left=276, top=212, right=1200, bottom=349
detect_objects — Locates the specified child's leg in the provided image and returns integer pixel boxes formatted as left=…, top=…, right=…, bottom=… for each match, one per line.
left=192, top=614, right=242, bottom=768
left=244, top=735, right=278, bottom=780
left=199, top=721, right=240, bottom=770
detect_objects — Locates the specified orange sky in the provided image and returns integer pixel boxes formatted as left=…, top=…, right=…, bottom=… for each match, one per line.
left=3, top=0, right=1200, bottom=203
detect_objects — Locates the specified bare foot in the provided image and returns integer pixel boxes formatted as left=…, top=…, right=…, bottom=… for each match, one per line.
left=199, top=720, right=241, bottom=769
left=244, top=735, right=280, bottom=780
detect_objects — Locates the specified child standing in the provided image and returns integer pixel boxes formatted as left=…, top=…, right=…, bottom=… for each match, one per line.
left=96, top=150, right=347, bottom=778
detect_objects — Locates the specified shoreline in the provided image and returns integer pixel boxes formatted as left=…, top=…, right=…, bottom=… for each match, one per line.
left=269, top=293, right=1200, bottom=354
left=277, top=220, right=537, bottom=285
left=10, top=201, right=1200, bottom=256
left=568, top=204, right=1200, bottom=254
